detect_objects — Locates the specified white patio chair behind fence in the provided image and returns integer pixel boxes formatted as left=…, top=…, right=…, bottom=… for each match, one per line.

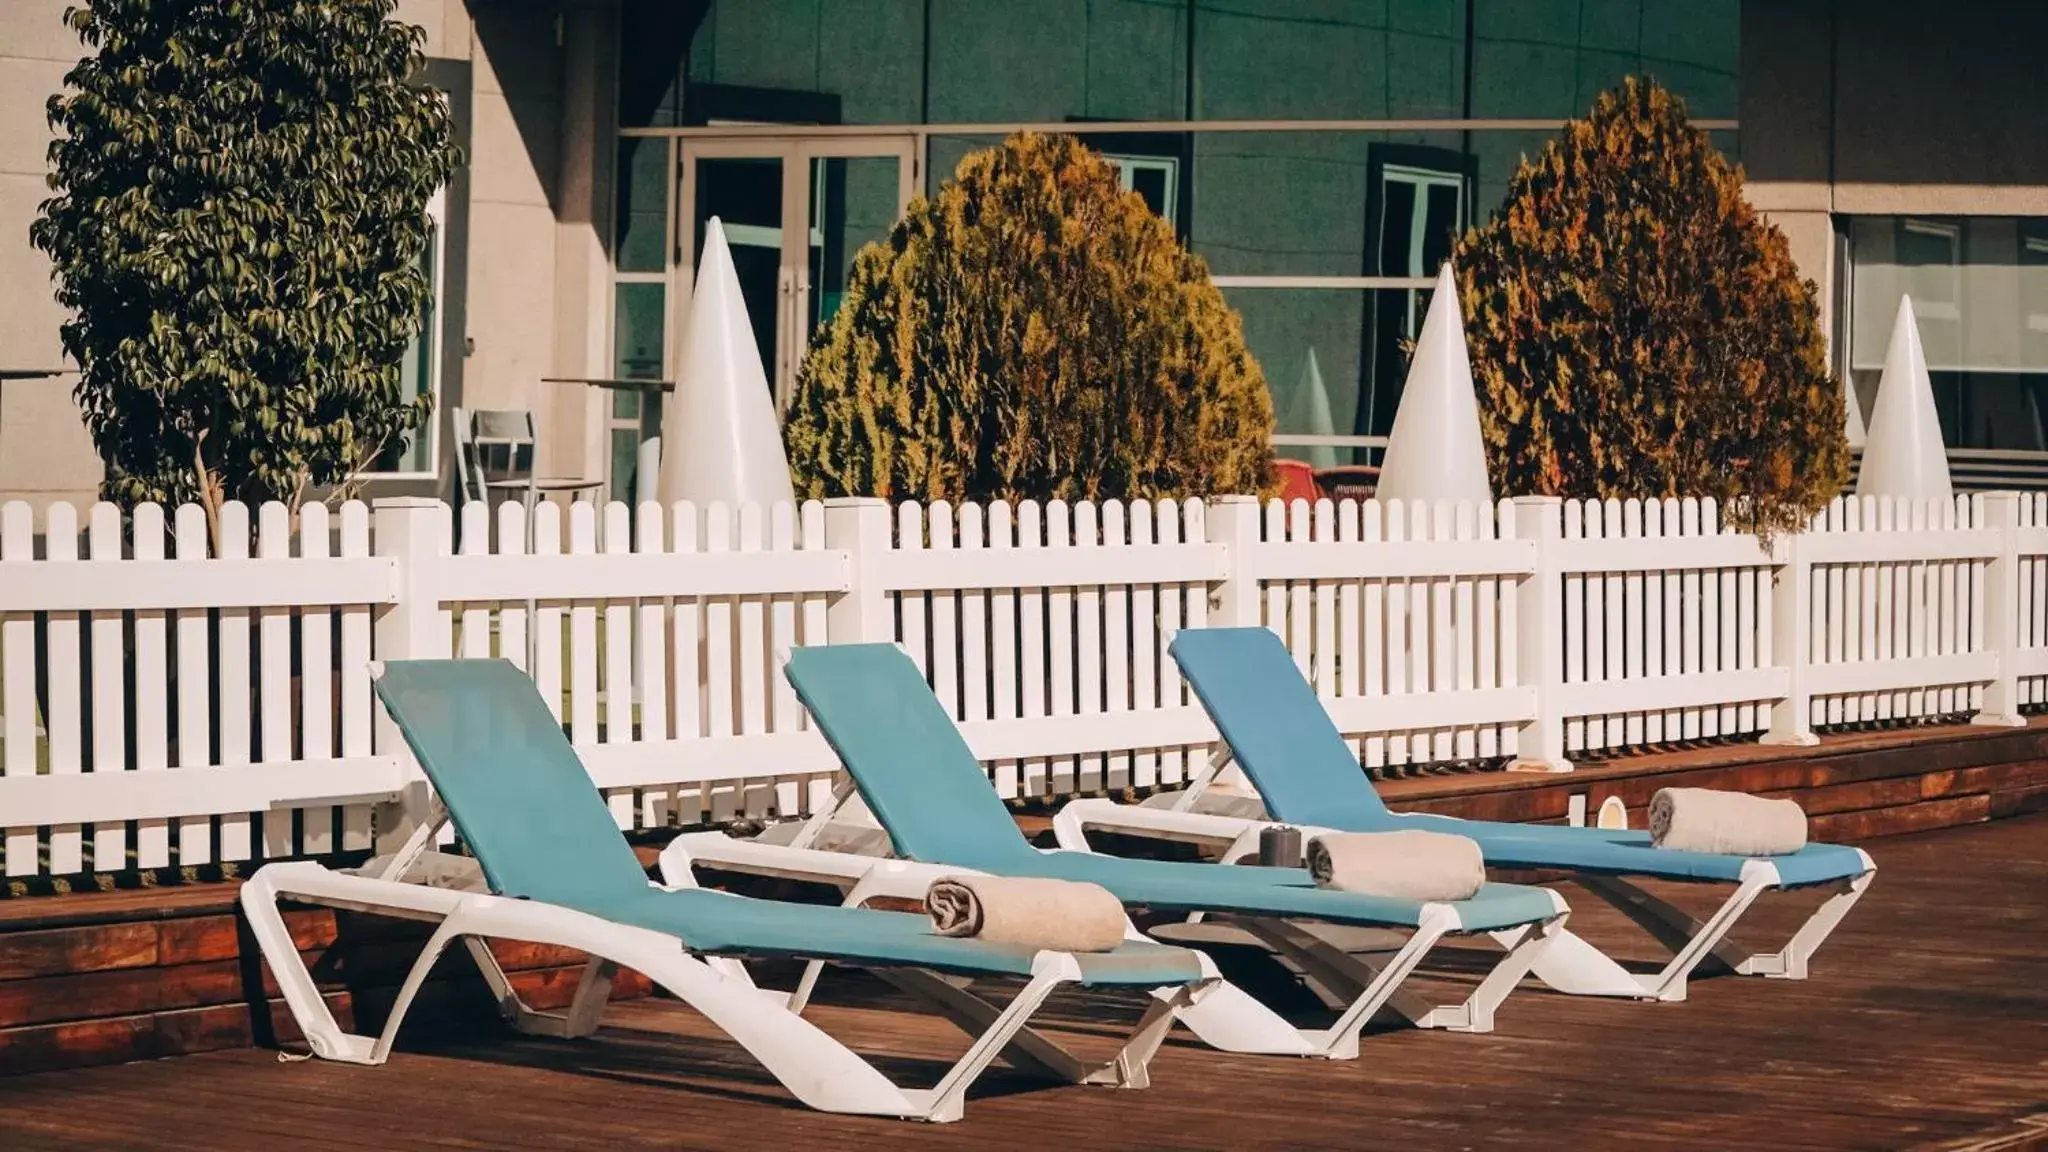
left=454, top=406, right=604, bottom=515
left=453, top=406, right=604, bottom=673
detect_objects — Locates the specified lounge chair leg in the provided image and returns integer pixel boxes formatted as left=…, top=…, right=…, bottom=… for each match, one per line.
left=238, top=867, right=377, bottom=1064
left=789, top=959, right=829, bottom=1014
left=1241, top=904, right=1566, bottom=1036
left=1513, top=925, right=1662, bottom=999
left=371, top=918, right=469, bottom=1063
left=1103, top=992, right=1192, bottom=1090
left=1420, top=912, right=1567, bottom=1033
left=882, top=966, right=1167, bottom=1088
left=1736, top=868, right=1874, bottom=981
left=903, top=969, right=1068, bottom=1124
left=1206, top=908, right=1464, bottom=1057
left=1232, top=916, right=1442, bottom=1024
left=1312, top=910, right=1456, bottom=1058
left=1578, top=872, right=1774, bottom=1001
left=460, top=937, right=616, bottom=1039
left=1539, top=863, right=1861, bottom=1002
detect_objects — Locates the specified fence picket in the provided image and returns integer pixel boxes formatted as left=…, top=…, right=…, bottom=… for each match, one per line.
left=173, top=504, right=214, bottom=865
left=1384, top=499, right=1411, bottom=766
left=989, top=501, right=1021, bottom=800
left=2, top=504, right=37, bottom=876
left=1047, top=500, right=1076, bottom=794
left=768, top=502, right=801, bottom=818
left=215, top=502, right=252, bottom=864
left=89, top=504, right=129, bottom=868
left=1018, top=500, right=1049, bottom=796
left=604, top=501, right=637, bottom=828
left=131, top=504, right=172, bottom=869
left=338, top=502, right=374, bottom=851
left=667, top=501, right=702, bottom=824
left=1362, top=500, right=1386, bottom=768
left=297, top=503, right=334, bottom=858
left=735, top=503, right=772, bottom=820
left=1101, top=500, right=1131, bottom=790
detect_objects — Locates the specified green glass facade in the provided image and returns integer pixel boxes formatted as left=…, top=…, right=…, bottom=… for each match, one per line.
left=612, top=0, right=1740, bottom=474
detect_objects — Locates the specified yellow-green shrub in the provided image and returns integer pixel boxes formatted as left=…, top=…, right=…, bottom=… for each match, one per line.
left=785, top=132, right=1274, bottom=503
left=1455, top=78, right=1849, bottom=537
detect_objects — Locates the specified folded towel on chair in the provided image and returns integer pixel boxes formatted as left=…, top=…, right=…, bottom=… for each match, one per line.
left=925, top=876, right=1127, bottom=952
left=1649, top=787, right=1807, bottom=856
left=1304, top=830, right=1485, bottom=901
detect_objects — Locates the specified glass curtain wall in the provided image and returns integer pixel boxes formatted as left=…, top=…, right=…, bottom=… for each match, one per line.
left=1848, top=216, right=2048, bottom=458
left=614, top=0, right=1741, bottom=472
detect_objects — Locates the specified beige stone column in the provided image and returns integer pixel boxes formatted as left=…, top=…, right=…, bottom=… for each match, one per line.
left=0, top=0, right=103, bottom=508
left=546, top=0, right=620, bottom=491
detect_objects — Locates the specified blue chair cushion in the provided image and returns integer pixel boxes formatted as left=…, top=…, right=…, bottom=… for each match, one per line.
left=374, top=659, right=1205, bottom=986
left=1170, top=627, right=1873, bottom=889
left=783, top=644, right=1560, bottom=933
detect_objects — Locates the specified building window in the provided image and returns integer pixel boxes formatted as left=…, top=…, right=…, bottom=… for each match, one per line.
left=1361, top=147, right=1471, bottom=439
left=1847, top=216, right=2048, bottom=455
left=1103, top=154, right=1180, bottom=227
left=372, top=184, right=448, bottom=475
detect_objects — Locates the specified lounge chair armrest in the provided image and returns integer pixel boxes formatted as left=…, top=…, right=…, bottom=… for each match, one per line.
left=1051, top=798, right=1260, bottom=853
left=839, top=858, right=997, bottom=909
left=1050, top=799, right=1343, bottom=865
left=658, top=831, right=884, bottom=891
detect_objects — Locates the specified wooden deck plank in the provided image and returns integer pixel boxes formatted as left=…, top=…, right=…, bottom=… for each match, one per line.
left=2, top=815, right=2045, bottom=1150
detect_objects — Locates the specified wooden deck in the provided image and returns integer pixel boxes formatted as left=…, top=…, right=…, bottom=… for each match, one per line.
left=3, top=814, right=2046, bottom=1150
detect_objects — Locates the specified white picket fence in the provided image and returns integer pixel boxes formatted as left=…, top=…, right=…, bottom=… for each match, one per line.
left=3, top=490, right=2047, bottom=883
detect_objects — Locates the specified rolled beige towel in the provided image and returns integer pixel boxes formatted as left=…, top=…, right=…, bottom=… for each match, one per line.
left=1304, top=830, right=1486, bottom=902
left=925, top=875, right=1127, bottom=953
left=1649, top=787, right=1807, bottom=856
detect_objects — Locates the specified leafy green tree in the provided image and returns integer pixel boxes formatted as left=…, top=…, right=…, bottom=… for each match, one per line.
left=32, top=0, right=457, bottom=544
left=1455, top=78, right=1848, bottom=537
left=785, top=132, right=1274, bottom=504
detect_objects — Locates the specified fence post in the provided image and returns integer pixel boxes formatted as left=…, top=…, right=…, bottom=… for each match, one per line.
left=1206, top=495, right=1263, bottom=629
left=1974, top=492, right=2027, bottom=728
left=1761, top=527, right=1818, bottom=747
left=1507, top=496, right=1571, bottom=772
left=371, top=497, right=452, bottom=855
left=824, top=498, right=894, bottom=643
left=1193, top=495, right=1265, bottom=793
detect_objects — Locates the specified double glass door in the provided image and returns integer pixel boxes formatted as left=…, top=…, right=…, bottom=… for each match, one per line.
left=676, top=136, right=917, bottom=409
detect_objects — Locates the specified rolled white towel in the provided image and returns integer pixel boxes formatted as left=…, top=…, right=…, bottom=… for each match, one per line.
left=1649, top=787, right=1807, bottom=856
left=1304, top=830, right=1486, bottom=902
left=925, top=875, right=1127, bottom=953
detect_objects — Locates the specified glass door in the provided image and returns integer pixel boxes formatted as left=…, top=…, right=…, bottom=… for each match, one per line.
left=676, top=135, right=916, bottom=412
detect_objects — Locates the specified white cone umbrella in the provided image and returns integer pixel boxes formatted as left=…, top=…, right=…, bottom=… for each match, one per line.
left=1281, top=347, right=1338, bottom=470
left=1856, top=295, right=1951, bottom=499
left=1374, top=262, right=1493, bottom=506
left=655, top=217, right=796, bottom=508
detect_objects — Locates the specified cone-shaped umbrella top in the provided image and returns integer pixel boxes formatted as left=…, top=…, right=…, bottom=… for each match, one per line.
left=1282, top=347, right=1338, bottom=471
left=655, top=217, right=797, bottom=509
left=1373, top=262, right=1494, bottom=507
left=1855, top=295, right=1951, bottom=499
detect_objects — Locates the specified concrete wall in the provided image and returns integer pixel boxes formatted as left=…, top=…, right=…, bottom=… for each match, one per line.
left=1744, top=0, right=2048, bottom=350
left=0, top=0, right=610, bottom=509
left=0, top=0, right=102, bottom=508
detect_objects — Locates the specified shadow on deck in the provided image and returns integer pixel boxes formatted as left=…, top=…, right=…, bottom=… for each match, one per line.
left=2, top=814, right=2047, bottom=1150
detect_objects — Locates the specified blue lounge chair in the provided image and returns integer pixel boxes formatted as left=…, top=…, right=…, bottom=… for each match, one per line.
left=240, top=659, right=1219, bottom=1124
left=661, top=643, right=1571, bottom=1060
left=1052, top=627, right=1877, bottom=1003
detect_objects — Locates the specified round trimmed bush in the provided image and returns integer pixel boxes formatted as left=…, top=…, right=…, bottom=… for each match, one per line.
left=1455, top=78, right=1849, bottom=536
left=784, top=132, right=1275, bottom=503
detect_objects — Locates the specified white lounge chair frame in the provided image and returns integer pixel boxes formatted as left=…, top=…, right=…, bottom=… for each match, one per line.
left=659, top=816, right=1570, bottom=1060
left=1051, top=745, right=1875, bottom=1003
left=239, top=809, right=1218, bottom=1124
